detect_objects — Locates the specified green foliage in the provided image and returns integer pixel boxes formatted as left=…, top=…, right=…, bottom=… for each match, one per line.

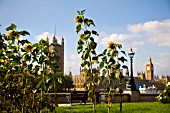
left=74, top=10, right=127, bottom=113
left=99, top=41, right=127, bottom=113
left=156, top=85, right=170, bottom=103
left=74, top=10, right=99, bottom=113
left=63, top=72, right=74, bottom=91
left=0, top=24, right=61, bottom=112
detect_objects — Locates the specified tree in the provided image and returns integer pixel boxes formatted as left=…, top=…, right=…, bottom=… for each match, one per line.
left=64, top=72, right=73, bottom=91
left=157, top=84, right=170, bottom=103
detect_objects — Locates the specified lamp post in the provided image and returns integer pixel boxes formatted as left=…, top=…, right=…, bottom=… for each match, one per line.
left=128, top=48, right=136, bottom=91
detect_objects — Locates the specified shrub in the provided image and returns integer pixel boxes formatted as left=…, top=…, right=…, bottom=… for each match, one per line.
left=156, top=84, right=170, bottom=103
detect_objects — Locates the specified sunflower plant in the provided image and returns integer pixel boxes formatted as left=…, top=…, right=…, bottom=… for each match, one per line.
left=74, top=10, right=99, bottom=113
left=74, top=10, right=127, bottom=113
left=0, top=24, right=60, bottom=112
left=98, top=41, right=127, bottom=113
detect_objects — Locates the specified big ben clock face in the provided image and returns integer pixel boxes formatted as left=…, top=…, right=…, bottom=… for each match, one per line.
left=147, top=66, right=150, bottom=70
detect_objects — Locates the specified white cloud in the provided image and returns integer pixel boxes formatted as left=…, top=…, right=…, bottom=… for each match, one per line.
left=154, top=53, right=170, bottom=75
left=100, top=33, right=144, bottom=52
left=128, top=19, right=170, bottom=46
left=99, top=19, right=170, bottom=76
left=100, top=34, right=128, bottom=46
left=35, top=32, right=54, bottom=43
left=64, top=54, right=81, bottom=75
left=131, top=41, right=144, bottom=47
left=100, top=19, right=170, bottom=56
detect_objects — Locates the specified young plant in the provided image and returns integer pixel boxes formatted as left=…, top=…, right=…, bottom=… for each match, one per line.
left=98, top=41, right=127, bottom=113
left=74, top=10, right=99, bottom=113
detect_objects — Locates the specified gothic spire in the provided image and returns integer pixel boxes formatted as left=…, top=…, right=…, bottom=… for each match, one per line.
left=53, top=25, right=58, bottom=44
left=147, top=54, right=152, bottom=64
left=46, top=36, right=49, bottom=45
left=62, top=36, right=64, bottom=45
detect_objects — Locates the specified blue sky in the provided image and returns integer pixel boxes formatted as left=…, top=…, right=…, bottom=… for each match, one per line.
left=0, top=0, right=170, bottom=77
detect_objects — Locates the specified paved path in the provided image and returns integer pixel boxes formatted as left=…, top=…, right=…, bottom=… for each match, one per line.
left=58, top=102, right=93, bottom=107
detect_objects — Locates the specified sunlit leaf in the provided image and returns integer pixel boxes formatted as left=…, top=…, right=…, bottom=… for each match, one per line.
left=102, top=69, right=107, bottom=76
left=92, top=30, right=99, bottom=36
left=122, top=65, right=128, bottom=69
left=100, top=61, right=104, bottom=69
left=77, top=11, right=81, bottom=15
left=20, top=30, right=30, bottom=36
left=118, top=56, right=127, bottom=63
left=81, top=10, right=86, bottom=15
left=6, top=23, right=17, bottom=31
left=121, top=51, right=126, bottom=56
left=90, top=41, right=97, bottom=50
left=91, top=50, right=96, bottom=55
left=76, top=24, right=81, bottom=33
left=78, top=39, right=84, bottom=45
left=77, top=45, right=83, bottom=54
left=58, top=77, right=62, bottom=84
left=84, top=30, right=91, bottom=39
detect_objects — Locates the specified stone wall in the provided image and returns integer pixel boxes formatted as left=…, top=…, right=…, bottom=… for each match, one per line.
left=46, top=92, right=160, bottom=104
left=100, top=93, right=130, bottom=103
left=140, top=94, right=159, bottom=102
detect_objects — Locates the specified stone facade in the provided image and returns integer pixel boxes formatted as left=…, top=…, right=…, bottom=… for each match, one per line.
left=146, top=56, right=154, bottom=81
left=72, top=68, right=86, bottom=91
left=72, top=55, right=168, bottom=92
left=49, top=36, right=64, bottom=74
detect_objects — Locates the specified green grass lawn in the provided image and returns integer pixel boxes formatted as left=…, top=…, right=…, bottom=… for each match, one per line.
left=55, top=102, right=170, bottom=113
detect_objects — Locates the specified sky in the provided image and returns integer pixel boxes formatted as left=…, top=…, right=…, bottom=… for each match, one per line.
left=0, top=0, right=170, bottom=77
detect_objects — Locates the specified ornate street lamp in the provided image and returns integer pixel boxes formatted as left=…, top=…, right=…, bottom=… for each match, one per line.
left=128, top=48, right=136, bottom=91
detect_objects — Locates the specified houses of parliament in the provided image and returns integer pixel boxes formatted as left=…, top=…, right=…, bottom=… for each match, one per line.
left=72, top=55, right=169, bottom=91
left=49, top=35, right=64, bottom=74
left=50, top=35, right=169, bottom=91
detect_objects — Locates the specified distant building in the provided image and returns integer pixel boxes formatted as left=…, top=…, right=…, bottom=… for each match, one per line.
left=146, top=56, right=154, bottom=81
left=72, top=55, right=167, bottom=92
left=72, top=68, right=87, bottom=91
left=137, top=71, right=146, bottom=80
left=162, top=75, right=170, bottom=84
left=49, top=35, right=64, bottom=74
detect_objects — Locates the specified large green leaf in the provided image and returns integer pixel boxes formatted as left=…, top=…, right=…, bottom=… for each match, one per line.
left=58, top=77, right=62, bottom=84
left=81, top=10, right=86, bottom=15
left=18, top=39, right=30, bottom=46
left=102, top=49, right=107, bottom=55
left=109, top=58, right=115, bottom=65
left=76, top=24, right=81, bottom=33
left=81, top=60, right=87, bottom=67
left=121, top=51, right=126, bottom=56
left=84, top=30, right=91, bottom=39
left=102, top=56, right=107, bottom=62
left=82, top=50, right=89, bottom=59
left=20, top=30, right=30, bottom=36
left=77, top=11, right=81, bottom=15
left=6, top=23, right=17, bottom=31
left=90, top=41, right=97, bottom=50
left=92, top=30, right=99, bottom=36
left=91, top=50, right=96, bottom=55
left=102, top=69, right=107, bottom=76
left=99, top=61, right=104, bottom=69
left=118, top=56, right=127, bottom=63
left=122, top=65, right=128, bottom=69
left=77, top=45, right=83, bottom=54
left=78, top=39, right=84, bottom=45
left=6, top=24, right=17, bottom=31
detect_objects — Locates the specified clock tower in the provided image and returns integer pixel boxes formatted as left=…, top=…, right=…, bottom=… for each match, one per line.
left=146, top=55, right=154, bottom=81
